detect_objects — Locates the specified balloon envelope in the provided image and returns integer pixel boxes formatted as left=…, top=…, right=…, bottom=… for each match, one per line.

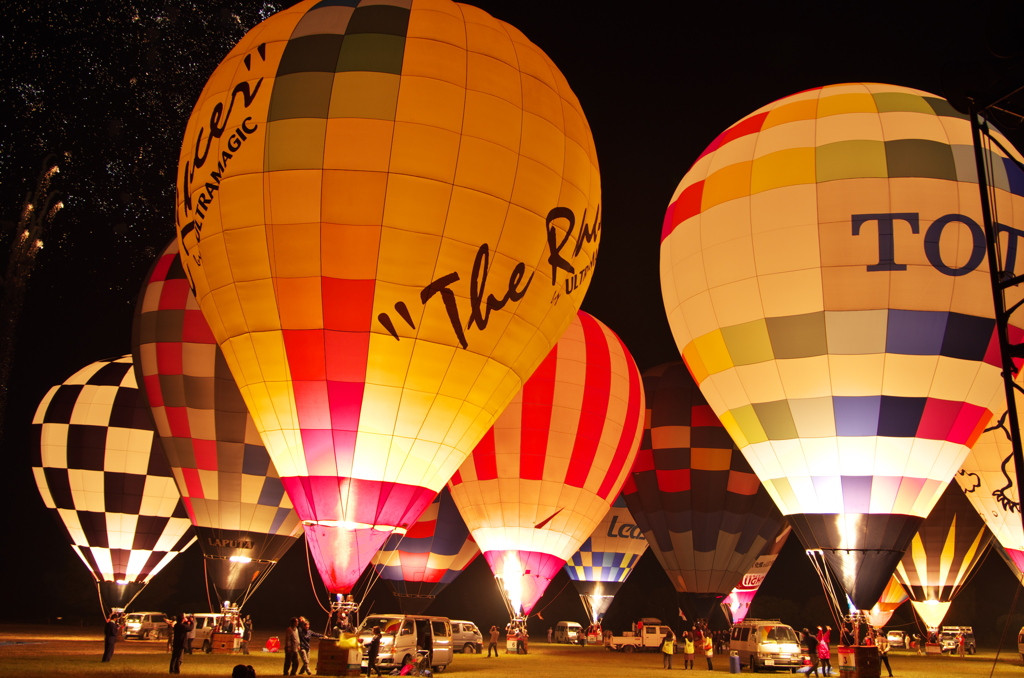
left=449, top=311, right=645, bottom=616
left=371, top=487, right=479, bottom=614
left=721, top=523, right=791, bottom=625
left=31, top=356, right=195, bottom=612
left=622, top=361, right=787, bottom=621
left=132, top=241, right=303, bottom=606
left=660, top=82, right=1024, bottom=608
left=175, top=0, right=601, bottom=594
left=563, top=492, right=649, bottom=624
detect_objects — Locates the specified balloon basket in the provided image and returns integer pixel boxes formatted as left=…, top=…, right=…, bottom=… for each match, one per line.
left=315, top=639, right=361, bottom=676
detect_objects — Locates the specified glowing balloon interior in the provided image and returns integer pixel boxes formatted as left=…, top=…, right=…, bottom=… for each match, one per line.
left=721, top=523, right=791, bottom=625
left=450, top=312, right=645, bottom=617
left=132, top=241, right=303, bottom=606
left=31, top=356, right=196, bottom=612
left=660, top=82, right=1024, bottom=608
left=174, top=0, right=601, bottom=593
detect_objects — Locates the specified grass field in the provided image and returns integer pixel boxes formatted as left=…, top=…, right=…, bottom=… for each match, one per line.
left=1, top=625, right=1023, bottom=678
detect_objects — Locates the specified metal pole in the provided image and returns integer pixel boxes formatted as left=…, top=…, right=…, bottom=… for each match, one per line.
left=969, top=101, right=1024, bottom=540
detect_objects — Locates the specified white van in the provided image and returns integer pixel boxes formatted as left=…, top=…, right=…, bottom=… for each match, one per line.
left=357, top=614, right=454, bottom=671
left=191, top=613, right=241, bottom=653
left=451, top=620, right=483, bottom=653
left=730, top=619, right=806, bottom=672
left=554, top=621, right=584, bottom=644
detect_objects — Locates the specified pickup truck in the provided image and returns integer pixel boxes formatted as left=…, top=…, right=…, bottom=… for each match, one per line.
left=604, top=624, right=674, bottom=652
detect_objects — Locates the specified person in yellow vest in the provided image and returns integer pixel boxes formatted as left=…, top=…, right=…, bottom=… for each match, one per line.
left=703, top=633, right=713, bottom=670
left=661, top=630, right=675, bottom=669
left=682, top=631, right=695, bottom=670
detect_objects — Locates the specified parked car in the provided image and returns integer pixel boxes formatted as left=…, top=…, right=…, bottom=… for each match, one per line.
left=123, top=611, right=168, bottom=640
left=553, top=621, right=584, bottom=644
left=451, top=620, right=483, bottom=654
left=729, top=619, right=807, bottom=673
left=885, top=630, right=906, bottom=648
left=939, top=626, right=975, bottom=655
left=1017, top=626, right=1024, bottom=661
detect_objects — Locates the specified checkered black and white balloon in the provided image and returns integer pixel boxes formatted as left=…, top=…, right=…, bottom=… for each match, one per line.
left=31, top=355, right=195, bottom=607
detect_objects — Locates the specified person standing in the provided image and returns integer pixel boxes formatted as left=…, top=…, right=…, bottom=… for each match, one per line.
left=283, top=617, right=300, bottom=676
left=240, top=615, right=253, bottom=655
left=488, top=625, right=500, bottom=657
left=703, top=633, right=713, bottom=671
left=102, top=614, right=118, bottom=662
left=169, top=613, right=191, bottom=674
left=547, top=626, right=553, bottom=643
left=876, top=633, right=892, bottom=677
left=957, top=632, right=965, bottom=658
left=816, top=627, right=832, bottom=678
left=802, top=629, right=820, bottom=677
left=364, top=625, right=382, bottom=677
left=185, top=615, right=196, bottom=655
left=661, top=630, right=675, bottom=669
left=297, top=617, right=314, bottom=675
left=682, top=631, right=695, bottom=670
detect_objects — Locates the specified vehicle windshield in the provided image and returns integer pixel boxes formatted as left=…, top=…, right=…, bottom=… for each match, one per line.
left=361, top=616, right=403, bottom=634
left=759, top=626, right=799, bottom=644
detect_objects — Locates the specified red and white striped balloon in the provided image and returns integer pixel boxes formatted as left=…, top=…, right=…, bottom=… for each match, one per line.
left=448, top=311, right=645, bottom=616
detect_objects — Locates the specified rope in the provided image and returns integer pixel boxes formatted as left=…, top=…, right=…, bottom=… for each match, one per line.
left=203, top=558, right=215, bottom=613
left=805, top=550, right=845, bottom=631
left=529, top=577, right=573, bottom=621
left=304, top=535, right=332, bottom=615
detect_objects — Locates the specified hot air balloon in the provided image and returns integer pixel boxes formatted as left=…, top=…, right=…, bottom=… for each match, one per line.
left=449, top=311, right=644, bottom=617
left=370, top=487, right=479, bottom=614
left=622, top=361, right=787, bottom=622
left=891, top=479, right=991, bottom=630
left=958, top=388, right=1024, bottom=578
left=132, top=241, right=304, bottom=609
left=31, top=355, right=196, bottom=613
left=721, top=523, right=791, bottom=625
left=563, top=492, right=649, bottom=625
left=660, top=82, right=1024, bottom=609
left=175, top=0, right=601, bottom=595
left=861, top=575, right=909, bottom=629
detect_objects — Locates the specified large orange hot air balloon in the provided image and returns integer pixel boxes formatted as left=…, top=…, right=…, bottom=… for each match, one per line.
left=175, top=0, right=600, bottom=593
left=660, top=82, right=1024, bottom=608
left=449, top=312, right=644, bottom=617
left=132, top=242, right=304, bottom=607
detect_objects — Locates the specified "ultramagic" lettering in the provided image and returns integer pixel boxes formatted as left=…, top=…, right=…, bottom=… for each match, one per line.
left=605, top=514, right=645, bottom=540
left=852, top=212, right=1024, bottom=277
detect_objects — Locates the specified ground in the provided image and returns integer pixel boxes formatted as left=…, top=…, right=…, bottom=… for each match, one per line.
left=0, top=625, right=1021, bottom=678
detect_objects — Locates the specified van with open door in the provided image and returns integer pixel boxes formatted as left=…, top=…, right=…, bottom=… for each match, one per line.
left=357, top=614, right=454, bottom=671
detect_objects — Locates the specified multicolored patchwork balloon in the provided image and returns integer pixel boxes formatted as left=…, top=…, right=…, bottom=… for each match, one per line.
left=31, top=356, right=196, bottom=613
left=660, top=82, right=1024, bottom=608
left=132, top=242, right=303, bottom=607
left=370, top=487, right=479, bottom=614
left=622, top=361, right=787, bottom=621
left=175, top=0, right=601, bottom=593
left=563, top=492, right=649, bottom=624
left=449, top=312, right=644, bottom=617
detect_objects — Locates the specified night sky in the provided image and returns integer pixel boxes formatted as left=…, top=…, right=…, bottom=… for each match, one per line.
left=3, top=0, right=1024, bottom=643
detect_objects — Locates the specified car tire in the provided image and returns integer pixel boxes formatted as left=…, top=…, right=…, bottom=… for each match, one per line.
left=402, top=654, right=412, bottom=668
left=463, top=643, right=476, bottom=654
left=751, top=658, right=759, bottom=673
left=144, top=630, right=154, bottom=641
left=203, top=640, right=211, bottom=654
left=623, top=644, right=635, bottom=653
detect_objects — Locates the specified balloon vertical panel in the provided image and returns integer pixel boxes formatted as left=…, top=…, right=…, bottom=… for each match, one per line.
left=449, top=311, right=644, bottom=616
left=132, top=241, right=303, bottom=604
left=660, top=82, right=1024, bottom=608
left=175, top=0, right=600, bottom=593
left=176, top=0, right=598, bottom=594
left=564, top=492, right=649, bottom=583
left=31, top=356, right=196, bottom=610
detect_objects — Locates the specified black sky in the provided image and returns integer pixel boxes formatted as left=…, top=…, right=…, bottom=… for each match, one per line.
left=2, top=0, right=1024, bottom=641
